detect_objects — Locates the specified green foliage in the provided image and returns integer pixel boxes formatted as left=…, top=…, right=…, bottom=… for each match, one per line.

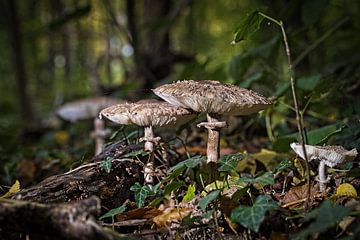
left=232, top=11, right=264, bottom=44
left=198, top=190, right=220, bottom=210
left=166, top=156, right=206, bottom=180
left=273, top=124, right=344, bottom=152
left=164, top=181, right=183, bottom=196
left=100, top=157, right=112, bottom=173
left=231, top=195, right=278, bottom=233
left=99, top=203, right=126, bottom=220
left=296, top=75, right=322, bottom=91
left=237, top=172, right=275, bottom=186
left=130, top=182, right=161, bottom=208
left=218, top=153, right=244, bottom=172
left=292, top=201, right=353, bottom=240
left=182, top=184, right=196, bottom=203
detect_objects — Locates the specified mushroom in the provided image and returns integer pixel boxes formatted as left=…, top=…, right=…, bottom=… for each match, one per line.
left=99, top=99, right=195, bottom=184
left=56, top=96, right=123, bottom=155
left=290, top=143, right=358, bottom=192
left=153, top=80, right=272, bottom=179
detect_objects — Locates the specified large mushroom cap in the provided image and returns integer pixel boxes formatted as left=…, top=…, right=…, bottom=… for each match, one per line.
left=153, top=80, right=272, bottom=115
left=290, top=143, right=358, bottom=167
left=100, top=99, right=195, bottom=127
left=56, top=97, right=123, bottom=122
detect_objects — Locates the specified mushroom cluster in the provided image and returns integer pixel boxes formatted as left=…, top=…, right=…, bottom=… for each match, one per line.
left=99, top=99, right=195, bottom=184
left=153, top=80, right=272, bottom=180
left=97, top=80, right=271, bottom=184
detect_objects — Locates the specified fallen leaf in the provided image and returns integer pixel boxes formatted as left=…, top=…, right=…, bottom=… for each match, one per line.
left=335, top=183, right=357, bottom=198
left=152, top=207, right=191, bottom=228
left=0, top=180, right=20, bottom=199
left=117, top=207, right=162, bottom=221
left=252, top=149, right=278, bottom=170
left=281, top=184, right=319, bottom=208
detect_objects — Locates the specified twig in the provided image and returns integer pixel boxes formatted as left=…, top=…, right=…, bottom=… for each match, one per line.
left=293, top=17, right=349, bottom=67
left=258, top=12, right=311, bottom=210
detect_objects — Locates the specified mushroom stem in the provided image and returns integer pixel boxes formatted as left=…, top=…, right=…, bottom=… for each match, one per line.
left=318, top=160, right=327, bottom=192
left=91, top=118, right=110, bottom=155
left=144, top=126, right=155, bottom=152
left=143, top=126, right=157, bottom=185
left=206, top=113, right=222, bottom=164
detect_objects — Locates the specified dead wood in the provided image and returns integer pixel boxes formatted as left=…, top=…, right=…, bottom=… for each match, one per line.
left=11, top=140, right=145, bottom=209
left=12, top=158, right=144, bottom=210
left=0, top=196, right=126, bottom=240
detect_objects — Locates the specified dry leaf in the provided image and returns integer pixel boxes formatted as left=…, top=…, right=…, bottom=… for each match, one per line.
left=335, top=183, right=357, bottom=198
left=116, top=207, right=162, bottom=221
left=0, top=180, right=20, bottom=199
left=281, top=184, right=319, bottom=208
left=152, top=207, right=191, bottom=228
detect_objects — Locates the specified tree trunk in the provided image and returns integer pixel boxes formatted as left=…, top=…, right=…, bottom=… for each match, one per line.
left=6, top=0, right=36, bottom=126
left=126, top=0, right=193, bottom=91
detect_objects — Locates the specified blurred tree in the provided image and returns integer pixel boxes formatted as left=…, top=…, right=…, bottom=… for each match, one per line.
left=4, top=0, right=36, bottom=126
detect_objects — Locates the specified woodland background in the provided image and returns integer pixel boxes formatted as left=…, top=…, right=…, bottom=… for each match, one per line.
left=0, top=0, right=359, bottom=198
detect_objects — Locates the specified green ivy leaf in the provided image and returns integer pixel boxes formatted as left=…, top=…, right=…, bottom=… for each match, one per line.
left=218, top=153, right=244, bottom=172
left=231, top=195, right=278, bottom=232
left=238, top=172, right=275, bottom=186
left=100, top=157, right=112, bottom=173
left=99, top=203, right=126, bottom=220
left=232, top=11, right=264, bottom=44
left=169, top=155, right=206, bottom=171
left=130, top=182, right=151, bottom=208
left=292, top=201, right=353, bottom=240
left=164, top=181, right=183, bottom=196
left=182, top=184, right=196, bottom=203
left=199, top=190, right=220, bottom=210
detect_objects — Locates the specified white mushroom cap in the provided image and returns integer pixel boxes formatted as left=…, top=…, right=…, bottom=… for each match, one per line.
left=99, top=100, right=195, bottom=127
left=153, top=80, right=272, bottom=115
left=56, top=97, right=123, bottom=122
left=290, top=142, right=358, bottom=167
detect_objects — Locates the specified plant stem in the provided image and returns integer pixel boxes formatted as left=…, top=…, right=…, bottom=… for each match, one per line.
left=258, top=12, right=311, bottom=210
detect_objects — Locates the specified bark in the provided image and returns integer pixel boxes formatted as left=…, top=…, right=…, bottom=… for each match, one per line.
left=6, top=0, right=36, bottom=125
left=0, top=197, right=129, bottom=240
left=12, top=158, right=143, bottom=210
left=0, top=197, right=121, bottom=240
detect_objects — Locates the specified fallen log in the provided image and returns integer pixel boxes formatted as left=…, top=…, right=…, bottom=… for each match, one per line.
left=12, top=158, right=144, bottom=210
left=0, top=196, right=125, bottom=240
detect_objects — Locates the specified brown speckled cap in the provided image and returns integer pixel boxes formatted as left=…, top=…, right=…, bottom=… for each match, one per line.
left=290, top=143, right=358, bottom=167
left=56, top=97, right=123, bottom=122
left=99, top=100, right=194, bottom=127
left=153, top=80, right=272, bottom=115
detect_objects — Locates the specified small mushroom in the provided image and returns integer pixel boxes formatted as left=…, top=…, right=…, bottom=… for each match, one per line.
left=100, top=99, right=195, bottom=184
left=56, top=97, right=123, bottom=155
left=290, top=142, right=358, bottom=192
left=153, top=80, right=272, bottom=179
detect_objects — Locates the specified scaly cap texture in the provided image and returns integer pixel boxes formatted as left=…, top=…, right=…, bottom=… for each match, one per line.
left=290, top=143, right=358, bottom=167
left=100, top=100, right=195, bottom=127
left=153, top=80, right=272, bottom=115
